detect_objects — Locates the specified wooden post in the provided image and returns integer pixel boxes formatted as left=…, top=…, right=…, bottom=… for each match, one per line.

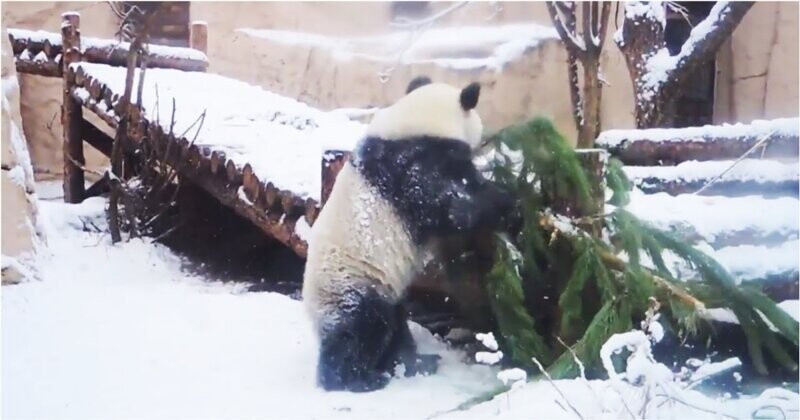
left=190, top=21, right=208, bottom=56
left=61, top=12, right=84, bottom=203
left=321, top=150, right=351, bottom=206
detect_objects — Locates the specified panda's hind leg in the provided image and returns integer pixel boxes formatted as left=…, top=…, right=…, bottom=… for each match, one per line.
left=379, top=304, right=441, bottom=377
left=317, top=286, right=396, bottom=392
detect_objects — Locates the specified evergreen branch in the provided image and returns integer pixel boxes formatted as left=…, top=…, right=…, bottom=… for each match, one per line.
left=487, top=234, right=553, bottom=366
left=539, top=213, right=706, bottom=311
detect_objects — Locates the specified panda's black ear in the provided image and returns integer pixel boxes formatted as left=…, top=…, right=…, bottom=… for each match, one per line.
left=460, top=82, right=480, bottom=111
left=406, top=76, right=432, bottom=94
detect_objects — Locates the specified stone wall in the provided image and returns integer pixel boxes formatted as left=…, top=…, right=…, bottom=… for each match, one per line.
left=715, top=1, right=800, bottom=124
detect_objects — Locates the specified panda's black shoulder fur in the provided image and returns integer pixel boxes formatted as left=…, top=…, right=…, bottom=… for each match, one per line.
left=352, top=136, right=509, bottom=244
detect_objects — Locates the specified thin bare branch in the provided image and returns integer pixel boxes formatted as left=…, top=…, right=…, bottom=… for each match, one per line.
left=531, top=357, right=585, bottom=420
left=582, top=2, right=594, bottom=51
left=546, top=2, right=587, bottom=58
left=597, top=2, right=612, bottom=48
left=693, top=130, right=776, bottom=195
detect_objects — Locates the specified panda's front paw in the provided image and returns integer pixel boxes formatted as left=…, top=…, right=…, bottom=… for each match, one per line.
left=403, top=353, right=441, bottom=377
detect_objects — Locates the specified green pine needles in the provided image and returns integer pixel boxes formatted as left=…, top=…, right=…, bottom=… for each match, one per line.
left=481, top=117, right=798, bottom=379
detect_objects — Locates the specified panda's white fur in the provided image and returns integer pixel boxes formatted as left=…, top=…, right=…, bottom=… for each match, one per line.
left=303, top=78, right=506, bottom=392
left=366, top=83, right=484, bottom=149
left=304, top=82, right=483, bottom=333
left=303, top=163, right=420, bottom=332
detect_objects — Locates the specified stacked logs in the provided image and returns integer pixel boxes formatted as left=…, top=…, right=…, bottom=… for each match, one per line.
left=597, top=127, right=799, bottom=165
left=68, top=64, right=319, bottom=257
left=7, top=28, right=209, bottom=78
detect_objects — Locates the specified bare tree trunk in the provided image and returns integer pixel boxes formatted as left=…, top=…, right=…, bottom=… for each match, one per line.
left=578, top=58, right=601, bottom=148
left=547, top=1, right=611, bottom=148
left=616, top=2, right=754, bottom=128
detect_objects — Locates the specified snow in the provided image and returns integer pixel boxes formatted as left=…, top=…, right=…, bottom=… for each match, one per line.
left=689, top=357, right=741, bottom=385
left=7, top=28, right=208, bottom=62
left=7, top=28, right=60, bottom=46
left=32, top=50, right=48, bottom=63
left=451, top=325, right=798, bottom=419
left=1, top=254, right=36, bottom=282
left=475, top=351, right=503, bottom=365
left=4, top=195, right=798, bottom=419
left=5, top=165, right=26, bottom=187
left=639, top=238, right=798, bottom=285
left=295, top=217, right=313, bottom=243
left=238, top=23, right=559, bottom=72
left=2, top=196, right=500, bottom=419
left=778, top=299, right=800, bottom=322
left=74, top=62, right=366, bottom=200
left=702, top=300, right=798, bottom=339
left=710, top=240, right=799, bottom=282
left=647, top=318, right=665, bottom=343
left=667, top=2, right=732, bottom=73
left=614, top=2, right=666, bottom=46
left=597, top=117, right=799, bottom=148
left=496, top=368, right=526, bottom=387
left=626, top=190, right=799, bottom=246
left=624, top=159, right=800, bottom=186
left=475, top=332, right=499, bottom=351
left=236, top=186, right=254, bottom=205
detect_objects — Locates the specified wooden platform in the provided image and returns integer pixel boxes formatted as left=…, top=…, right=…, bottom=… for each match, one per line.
left=8, top=18, right=362, bottom=258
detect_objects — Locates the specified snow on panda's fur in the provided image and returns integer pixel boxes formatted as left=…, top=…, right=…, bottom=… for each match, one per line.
left=303, top=77, right=513, bottom=392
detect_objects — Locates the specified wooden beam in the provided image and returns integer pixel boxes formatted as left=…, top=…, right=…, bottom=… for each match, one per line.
left=81, top=119, right=113, bottom=157
left=321, top=150, right=351, bottom=206
left=61, top=12, right=84, bottom=203
left=85, top=172, right=111, bottom=198
left=601, top=133, right=799, bottom=165
left=14, top=57, right=60, bottom=77
left=190, top=21, right=208, bottom=55
left=7, top=28, right=209, bottom=75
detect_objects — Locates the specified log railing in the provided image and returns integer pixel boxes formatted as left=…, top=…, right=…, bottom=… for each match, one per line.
left=7, top=23, right=208, bottom=78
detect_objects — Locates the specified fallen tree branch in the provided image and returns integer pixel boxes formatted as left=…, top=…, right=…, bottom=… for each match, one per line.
left=538, top=213, right=707, bottom=311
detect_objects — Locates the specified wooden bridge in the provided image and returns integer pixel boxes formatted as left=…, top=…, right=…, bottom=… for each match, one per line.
left=8, top=13, right=355, bottom=257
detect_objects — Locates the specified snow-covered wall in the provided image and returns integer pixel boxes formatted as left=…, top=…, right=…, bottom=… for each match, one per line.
left=2, top=31, right=43, bottom=284
left=1, top=2, right=117, bottom=180
left=190, top=2, right=636, bottom=145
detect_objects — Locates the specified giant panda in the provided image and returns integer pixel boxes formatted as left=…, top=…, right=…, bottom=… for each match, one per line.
left=302, top=77, right=513, bottom=392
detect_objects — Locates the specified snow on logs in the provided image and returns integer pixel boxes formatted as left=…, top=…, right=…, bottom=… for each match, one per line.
left=597, top=118, right=799, bottom=165
left=7, top=27, right=209, bottom=78
left=627, top=191, right=799, bottom=249
left=624, top=159, right=799, bottom=197
left=68, top=66, right=318, bottom=257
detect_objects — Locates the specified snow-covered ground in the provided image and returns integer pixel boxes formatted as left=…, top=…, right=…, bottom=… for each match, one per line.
left=1, top=197, right=495, bottom=419
left=4, top=194, right=798, bottom=419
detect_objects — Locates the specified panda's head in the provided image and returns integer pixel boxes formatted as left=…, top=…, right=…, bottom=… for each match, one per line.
left=365, top=77, right=484, bottom=149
